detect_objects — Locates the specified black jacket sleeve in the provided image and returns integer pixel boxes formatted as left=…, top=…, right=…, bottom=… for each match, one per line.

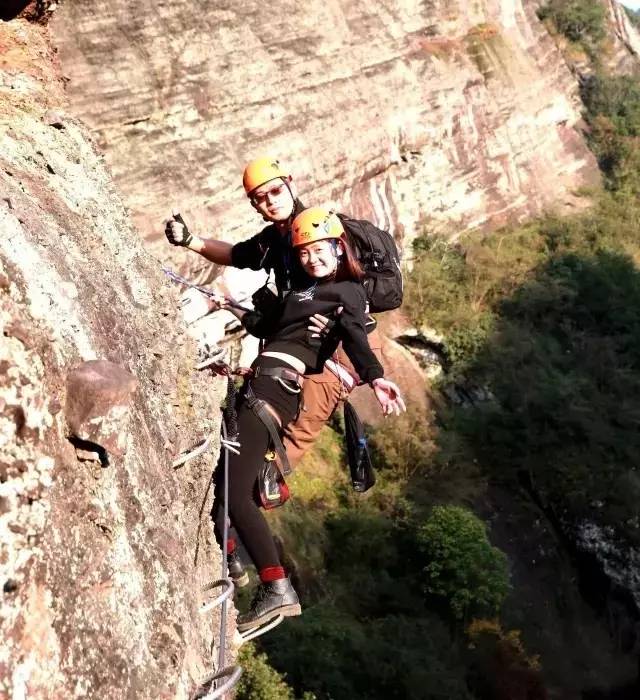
left=230, top=228, right=271, bottom=270
left=241, top=310, right=279, bottom=339
left=338, top=285, right=384, bottom=383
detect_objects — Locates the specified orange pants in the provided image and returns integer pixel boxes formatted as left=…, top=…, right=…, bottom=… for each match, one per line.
left=282, top=328, right=383, bottom=466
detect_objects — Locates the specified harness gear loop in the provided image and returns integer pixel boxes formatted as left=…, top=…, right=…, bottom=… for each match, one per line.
left=276, top=376, right=301, bottom=394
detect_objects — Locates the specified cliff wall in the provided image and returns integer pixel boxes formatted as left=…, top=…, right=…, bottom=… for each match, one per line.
left=49, top=0, right=599, bottom=258
left=0, top=19, right=229, bottom=699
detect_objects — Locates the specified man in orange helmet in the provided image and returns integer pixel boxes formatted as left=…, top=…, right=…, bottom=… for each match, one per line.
left=165, top=156, right=382, bottom=466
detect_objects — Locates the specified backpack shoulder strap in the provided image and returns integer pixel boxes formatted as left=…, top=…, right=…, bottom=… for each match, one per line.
left=335, top=212, right=374, bottom=253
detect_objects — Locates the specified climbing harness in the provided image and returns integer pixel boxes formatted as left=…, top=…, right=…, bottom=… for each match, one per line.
left=244, top=381, right=294, bottom=477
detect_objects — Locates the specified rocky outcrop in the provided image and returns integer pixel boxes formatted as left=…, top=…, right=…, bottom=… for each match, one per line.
left=0, top=20, right=229, bottom=699
left=606, top=0, right=640, bottom=72
left=49, top=0, right=599, bottom=262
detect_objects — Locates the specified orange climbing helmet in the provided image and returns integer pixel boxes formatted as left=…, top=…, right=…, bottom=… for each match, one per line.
left=242, top=156, right=289, bottom=195
left=291, top=207, right=344, bottom=248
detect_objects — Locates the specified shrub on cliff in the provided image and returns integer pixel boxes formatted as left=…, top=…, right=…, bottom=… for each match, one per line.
left=262, top=608, right=473, bottom=700
left=414, top=194, right=640, bottom=528
left=466, top=620, right=548, bottom=699
left=581, top=72, right=640, bottom=192
left=236, top=644, right=315, bottom=700
left=537, top=0, right=606, bottom=54
left=406, top=225, right=547, bottom=377
left=418, top=505, right=510, bottom=622
left=456, top=246, right=640, bottom=524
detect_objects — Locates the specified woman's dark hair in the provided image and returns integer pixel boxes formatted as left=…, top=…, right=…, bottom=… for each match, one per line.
left=334, top=235, right=364, bottom=282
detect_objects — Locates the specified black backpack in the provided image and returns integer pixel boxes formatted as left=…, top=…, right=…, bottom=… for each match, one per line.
left=336, top=213, right=403, bottom=313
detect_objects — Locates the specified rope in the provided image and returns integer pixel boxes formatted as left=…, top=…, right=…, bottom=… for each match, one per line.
left=222, top=376, right=239, bottom=440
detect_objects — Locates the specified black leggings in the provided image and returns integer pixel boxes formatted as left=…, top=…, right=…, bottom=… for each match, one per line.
left=213, top=357, right=300, bottom=571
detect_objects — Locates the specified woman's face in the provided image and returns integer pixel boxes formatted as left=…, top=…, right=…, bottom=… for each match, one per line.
left=297, top=239, right=341, bottom=278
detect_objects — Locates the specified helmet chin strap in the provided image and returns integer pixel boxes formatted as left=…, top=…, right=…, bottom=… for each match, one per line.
left=283, top=180, right=297, bottom=225
left=325, top=242, right=340, bottom=276
left=270, top=178, right=296, bottom=227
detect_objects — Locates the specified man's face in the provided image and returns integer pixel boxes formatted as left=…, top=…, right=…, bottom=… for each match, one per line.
left=250, top=177, right=295, bottom=222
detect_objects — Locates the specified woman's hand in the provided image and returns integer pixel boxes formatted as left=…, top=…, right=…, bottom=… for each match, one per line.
left=205, top=292, right=228, bottom=312
left=371, top=378, right=406, bottom=417
left=308, top=307, right=342, bottom=338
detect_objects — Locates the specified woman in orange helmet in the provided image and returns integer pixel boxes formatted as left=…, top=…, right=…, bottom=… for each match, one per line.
left=211, top=207, right=405, bottom=632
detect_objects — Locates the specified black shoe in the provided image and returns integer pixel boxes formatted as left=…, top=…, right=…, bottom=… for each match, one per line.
left=227, top=550, right=249, bottom=588
left=236, top=578, right=301, bottom=632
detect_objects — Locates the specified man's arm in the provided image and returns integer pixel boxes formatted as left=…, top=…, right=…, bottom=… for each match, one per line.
left=186, top=236, right=233, bottom=265
left=165, top=214, right=233, bottom=265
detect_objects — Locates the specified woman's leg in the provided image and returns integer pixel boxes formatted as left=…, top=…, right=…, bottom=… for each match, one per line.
left=213, top=361, right=303, bottom=629
left=223, top=403, right=283, bottom=574
left=211, top=498, right=248, bottom=586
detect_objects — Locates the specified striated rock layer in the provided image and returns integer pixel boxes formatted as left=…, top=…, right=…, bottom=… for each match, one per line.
left=49, top=0, right=599, bottom=258
left=605, top=0, right=640, bottom=73
left=0, top=20, right=230, bottom=700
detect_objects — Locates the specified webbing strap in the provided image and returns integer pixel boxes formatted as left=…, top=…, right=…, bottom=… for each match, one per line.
left=245, top=384, right=292, bottom=477
left=254, top=365, right=303, bottom=386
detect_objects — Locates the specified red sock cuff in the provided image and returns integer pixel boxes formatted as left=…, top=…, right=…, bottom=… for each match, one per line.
left=227, top=538, right=237, bottom=554
left=259, top=566, right=285, bottom=583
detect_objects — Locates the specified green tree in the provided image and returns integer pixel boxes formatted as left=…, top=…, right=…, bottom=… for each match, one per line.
left=538, top=0, right=606, bottom=51
left=262, top=609, right=473, bottom=700
left=236, top=643, right=315, bottom=700
left=418, top=505, right=510, bottom=621
left=581, top=72, right=640, bottom=192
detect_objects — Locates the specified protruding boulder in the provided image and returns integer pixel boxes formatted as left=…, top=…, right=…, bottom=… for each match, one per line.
left=65, top=360, right=138, bottom=457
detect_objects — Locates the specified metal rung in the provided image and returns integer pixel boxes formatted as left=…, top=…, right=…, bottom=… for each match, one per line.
left=200, top=578, right=234, bottom=614
left=195, top=351, right=225, bottom=371
left=172, top=437, right=211, bottom=468
left=236, top=614, right=284, bottom=644
left=192, top=665, right=242, bottom=700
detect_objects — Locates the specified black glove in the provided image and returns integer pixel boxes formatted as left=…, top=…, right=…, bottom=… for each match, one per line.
left=165, top=213, right=193, bottom=247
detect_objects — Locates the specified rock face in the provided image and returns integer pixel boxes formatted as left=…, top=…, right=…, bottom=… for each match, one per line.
left=49, top=0, right=599, bottom=258
left=65, top=360, right=139, bottom=458
left=605, top=0, right=640, bottom=73
left=0, top=20, right=230, bottom=699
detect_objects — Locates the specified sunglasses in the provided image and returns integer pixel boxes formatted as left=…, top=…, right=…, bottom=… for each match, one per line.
left=251, top=182, right=287, bottom=205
